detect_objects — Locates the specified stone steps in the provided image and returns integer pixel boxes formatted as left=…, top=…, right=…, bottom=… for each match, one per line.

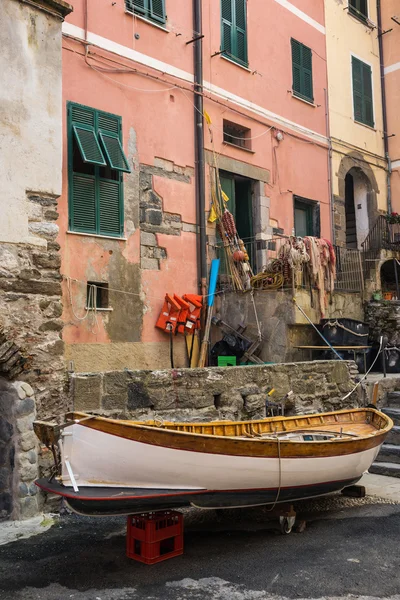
left=369, top=461, right=400, bottom=478
left=382, top=407, right=400, bottom=426
left=386, top=392, right=400, bottom=409
left=375, top=443, right=400, bottom=464
left=386, top=426, right=400, bottom=446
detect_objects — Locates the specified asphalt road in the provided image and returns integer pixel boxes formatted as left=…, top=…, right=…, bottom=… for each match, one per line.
left=0, top=501, right=400, bottom=600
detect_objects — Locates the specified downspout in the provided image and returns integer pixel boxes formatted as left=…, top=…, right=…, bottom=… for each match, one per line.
left=193, top=0, right=207, bottom=296
left=377, top=0, right=392, bottom=214
left=325, top=87, right=335, bottom=245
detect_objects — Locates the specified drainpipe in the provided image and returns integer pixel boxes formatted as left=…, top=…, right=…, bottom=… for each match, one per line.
left=377, top=0, right=392, bottom=214
left=193, top=0, right=207, bottom=296
left=324, top=87, right=335, bottom=245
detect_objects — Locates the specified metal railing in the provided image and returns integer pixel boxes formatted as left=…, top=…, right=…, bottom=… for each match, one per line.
left=361, top=215, right=400, bottom=280
left=333, top=245, right=364, bottom=292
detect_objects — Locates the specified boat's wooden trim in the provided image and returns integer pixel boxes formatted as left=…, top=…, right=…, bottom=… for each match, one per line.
left=60, top=408, right=392, bottom=459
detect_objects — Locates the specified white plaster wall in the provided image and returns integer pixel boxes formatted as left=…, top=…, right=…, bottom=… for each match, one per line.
left=354, top=175, right=369, bottom=248
left=0, top=0, right=63, bottom=246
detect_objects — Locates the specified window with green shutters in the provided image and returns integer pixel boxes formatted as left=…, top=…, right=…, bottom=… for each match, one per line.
left=125, top=0, right=166, bottom=25
left=68, top=102, right=130, bottom=237
left=348, top=0, right=368, bottom=22
left=352, top=56, right=374, bottom=128
left=291, top=39, right=313, bottom=102
left=221, top=0, right=248, bottom=67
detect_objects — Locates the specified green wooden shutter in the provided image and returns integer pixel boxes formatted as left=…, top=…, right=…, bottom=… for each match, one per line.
left=291, top=39, right=302, bottom=96
left=150, top=0, right=165, bottom=23
left=99, top=180, right=122, bottom=236
left=125, top=0, right=146, bottom=16
left=221, top=0, right=233, bottom=55
left=352, top=56, right=364, bottom=123
left=234, top=0, right=247, bottom=64
left=302, top=45, right=313, bottom=101
left=362, top=62, right=373, bottom=127
left=71, top=174, right=97, bottom=233
left=99, top=133, right=131, bottom=172
left=73, top=125, right=107, bottom=166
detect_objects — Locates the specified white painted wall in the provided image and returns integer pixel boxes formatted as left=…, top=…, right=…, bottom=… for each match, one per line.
left=0, top=0, right=64, bottom=246
left=354, top=174, right=369, bottom=248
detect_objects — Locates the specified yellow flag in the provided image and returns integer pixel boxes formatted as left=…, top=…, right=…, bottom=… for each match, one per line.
left=221, top=190, right=229, bottom=203
left=204, top=111, right=212, bottom=125
left=208, top=205, right=217, bottom=222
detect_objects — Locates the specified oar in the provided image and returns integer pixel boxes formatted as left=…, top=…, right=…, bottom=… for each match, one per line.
left=198, top=259, right=220, bottom=367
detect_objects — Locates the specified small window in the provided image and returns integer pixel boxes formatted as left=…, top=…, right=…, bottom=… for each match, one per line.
left=348, top=0, right=368, bottom=22
left=125, top=0, right=166, bottom=25
left=220, top=0, right=248, bottom=67
left=223, top=120, right=251, bottom=150
left=87, top=282, right=109, bottom=309
left=291, top=39, right=313, bottom=103
left=352, top=56, right=374, bottom=127
left=294, top=197, right=320, bottom=238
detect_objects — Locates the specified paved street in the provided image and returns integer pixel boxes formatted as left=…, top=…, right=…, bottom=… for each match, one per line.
left=0, top=491, right=399, bottom=600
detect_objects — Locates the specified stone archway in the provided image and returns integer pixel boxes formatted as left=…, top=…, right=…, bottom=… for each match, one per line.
left=334, top=152, right=379, bottom=248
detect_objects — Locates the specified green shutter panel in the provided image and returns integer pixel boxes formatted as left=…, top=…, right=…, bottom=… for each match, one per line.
left=291, top=39, right=302, bottom=96
left=71, top=104, right=95, bottom=127
left=234, top=0, right=247, bottom=64
left=73, top=125, right=107, bottom=166
left=359, top=0, right=368, bottom=17
left=362, top=62, right=373, bottom=126
left=301, top=45, right=313, bottom=101
left=99, top=180, right=122, bottom=236
left=221, top=0, right=233, bottom=55
left=352, top=57, right=363, bottom=123
left=71, top=175, right=97, bottom=233
left=150, top=0, right=165, bottom=23
left=99, top=133, right=131, bottom=173
left=125, top=0, right=146, bottom=16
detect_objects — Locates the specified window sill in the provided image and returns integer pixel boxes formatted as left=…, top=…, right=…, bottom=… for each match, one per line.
left=67, top=231, right=127, bottom=241
left=223, top=141, right=255, bottom=154
left=354, top=119, right=376, bottom=132
left=85, top=307, right=113, bottom=312
left=220, top=54, right=250, bottom=72
left=292, top=92, right=316, bottom=107
left=124, top=10, right=169, bottom=32
left=347, top=9, right=375, bottom=29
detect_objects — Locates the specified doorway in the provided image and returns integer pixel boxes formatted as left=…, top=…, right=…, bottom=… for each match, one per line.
left=344, top=169, right=370, bottom=249
left=219, top=172, right=254, bottom=270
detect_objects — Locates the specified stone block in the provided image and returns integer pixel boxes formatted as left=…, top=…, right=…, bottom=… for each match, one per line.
left=140, top=231, right=157, bottom=246
left=0, top=248, right=19, bottom=272
left=0, top=278, right=62, bottom=296
left=104, top=371, right=128, bottom=394
left=72, top=375, right=102, bottom=411
left=154, top=157, right=174, bottom=172
left=128, top=381, right=154, bottom=410
left=18, top=482, right=29, bottom=497
left=19, top=431, right=37, bottom=452
left=238, top=384, right=260, bottom=397
left=153, top=247, right=167, bottom=260
left=28, top=222, right=59, bottom=239
left=145, top=209, right=163, bottom=226
left=18, top=496, right=39, bottom=519
left=18, top=461, right=38, bottom=482
left=219, top=391, right=244, bottom=411
left=102, top=394, right=128, bottom=411
left=141, top=257, right=159, bottom=270
left=38, top=319, right=63, bottom=332
left=244, top=393, right=265, bottom=413
left=0, top=417, right=13, bottom=442
left=33, top=253, right=61, bottom=269
left=15, top=398, right=35, bottom=417
left=44, top=210, right=59, bottom=221
left=20, top=382, right=34, bottom=397
left=182, top=223, right=197, bottom=233
left=175, top=391, right=214, bottom=410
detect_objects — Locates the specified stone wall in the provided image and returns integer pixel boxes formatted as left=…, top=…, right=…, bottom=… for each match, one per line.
left=0, top=380, right=40, bottom=520
left=70, top=361, right=360, bottom=422
left=364, top=301, right=400, bottom=346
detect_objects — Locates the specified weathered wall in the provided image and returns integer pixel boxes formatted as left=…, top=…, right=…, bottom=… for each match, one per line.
left=214, top=288, right=364, bottom=364
left=0, top=0, right=72, bottom=520
left=70, top=361, right=360, bottom=422
left=364, top=301, right=400, bottom=346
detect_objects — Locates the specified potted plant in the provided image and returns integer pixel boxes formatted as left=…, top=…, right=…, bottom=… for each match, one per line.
left=372, top=290, right=382, bottom=301
left=385, top=213, right=400, bottom=244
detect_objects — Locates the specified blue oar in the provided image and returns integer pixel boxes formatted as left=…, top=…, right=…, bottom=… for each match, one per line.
left=198, top=259, right=220, bottom=367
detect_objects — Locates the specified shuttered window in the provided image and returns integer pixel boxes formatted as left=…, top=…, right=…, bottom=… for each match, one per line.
left=291, top=39, right=313, bottom=102
left=68, top=103, right=130, bottom=237
left=125, top=0, right=166, bottom=25
left=221, top=0, right=248, bottom=67
left=349, top=0, right=368, bottom=22
left=352, top=56, right=374, bottom=128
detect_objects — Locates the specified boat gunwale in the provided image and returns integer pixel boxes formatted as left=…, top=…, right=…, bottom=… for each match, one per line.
left=67, top=407, right=393, bottom=446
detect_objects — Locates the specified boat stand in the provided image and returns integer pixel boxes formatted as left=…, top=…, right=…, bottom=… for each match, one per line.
left=266, top=503, right=305, bottom=534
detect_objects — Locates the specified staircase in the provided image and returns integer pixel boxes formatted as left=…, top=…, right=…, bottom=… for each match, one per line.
left=370, top=392, right=400, bottom=478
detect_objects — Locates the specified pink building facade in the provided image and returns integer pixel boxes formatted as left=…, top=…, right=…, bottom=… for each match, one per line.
left=60, top=0, right=330, bottom=371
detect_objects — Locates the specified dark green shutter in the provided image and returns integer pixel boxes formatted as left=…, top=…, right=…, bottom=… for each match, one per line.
left=352, top=56, right=373, bottom=127
left=125, top=0, right=146, bottom=16
left=73, top=125, right=107, bottom=166
left=99, top=180, right=122, bottom=236
left=362, top=62, right=373, bottom=126
left=291, top=39, right=313, bottom=102
left=150, top=0, right=165, bottom=23
left=99, top=133, right=131, bottom=172
left=349, top=0, right=368, bottom=19
left=221, top=0, right=247, bottom=66
left=71, top=175, right=97, bottom=233
left=221, top=0, right=233, bottom=55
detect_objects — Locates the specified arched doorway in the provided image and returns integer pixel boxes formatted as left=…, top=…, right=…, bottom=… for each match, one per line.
left=380, top=259, right=400, bottom=299
left=344, top=168, right=371, bottom=249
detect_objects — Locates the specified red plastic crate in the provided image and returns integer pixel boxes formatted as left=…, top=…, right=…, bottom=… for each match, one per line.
left=126, top=511, right=184, bottom=565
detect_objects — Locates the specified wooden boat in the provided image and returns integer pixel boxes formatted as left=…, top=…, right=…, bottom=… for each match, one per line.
left=34, top=408, right=392, bottom=516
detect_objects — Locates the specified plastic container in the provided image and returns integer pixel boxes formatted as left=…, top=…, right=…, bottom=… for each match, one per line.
left=319, top=318, right=369, bottom=347
left=217, top=356, right=237, bottom=367
left=126, top=511, right=183, bottom=565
